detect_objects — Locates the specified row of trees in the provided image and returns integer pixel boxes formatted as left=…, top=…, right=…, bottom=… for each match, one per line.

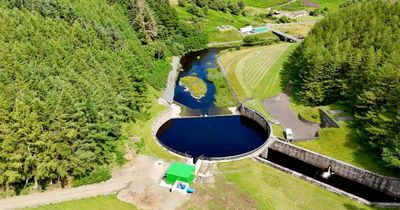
left=179, top=0, right=246, bottom=17
left=286, top=0, right=400, bottom=168
left=0, top=0, right=207, bottom=193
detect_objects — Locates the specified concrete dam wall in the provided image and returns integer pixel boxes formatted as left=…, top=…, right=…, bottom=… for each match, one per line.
left=268, top=140, right=400, bottom=197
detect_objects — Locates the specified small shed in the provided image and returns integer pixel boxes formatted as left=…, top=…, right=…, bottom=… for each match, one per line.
left=240, top=26, right=253, bottom=34
left=165, top=162, right=195, bottom=185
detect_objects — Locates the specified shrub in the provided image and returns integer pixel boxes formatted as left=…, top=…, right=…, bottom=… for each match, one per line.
left=72, top=167, right=112, bottom=187
left=299, top=107, right=321, bottom=124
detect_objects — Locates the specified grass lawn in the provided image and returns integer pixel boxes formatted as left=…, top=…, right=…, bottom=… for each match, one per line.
left=299, top=106, right=321, bottom=124
left=220, top=43, right=297, bottom=100
left=208, top=29, right=242, bottom=43
left=218, top=159, right=377, bottom=210
left=272, top=0, right=346, bottom=11
left=179, top=76, right=207, bottom=99
left=306, top=0, right=346, bottom=10
left=272, top=24, right=313, bottom=37
left=295, top=122, right=399, bottom=177
left=30, top=195, right=136, bottom=210
left=228, top=0, right=289, bottom=8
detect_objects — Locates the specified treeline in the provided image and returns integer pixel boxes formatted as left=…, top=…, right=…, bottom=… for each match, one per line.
left=178, top=0, right=246, bottom=17
left=114, top=0, right=207, bottom=54
left=0, top=0, right=206, bottom=193
left=286, top=0, right=400, bottom=168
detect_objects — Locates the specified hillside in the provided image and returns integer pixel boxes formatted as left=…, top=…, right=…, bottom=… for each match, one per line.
left=286, top=0, right=400, bottom=168
left=0, top=0, right=206, bottom=194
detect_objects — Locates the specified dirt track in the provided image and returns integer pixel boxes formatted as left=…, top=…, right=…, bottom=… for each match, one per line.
left=0, top=155, right=187, bottom=210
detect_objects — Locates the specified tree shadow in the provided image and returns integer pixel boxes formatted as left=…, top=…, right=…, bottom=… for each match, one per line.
left=344, top=122, right=399, bottom=177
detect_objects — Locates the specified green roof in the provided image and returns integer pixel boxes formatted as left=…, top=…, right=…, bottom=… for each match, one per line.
left=166, top=162, right=195, bottom=178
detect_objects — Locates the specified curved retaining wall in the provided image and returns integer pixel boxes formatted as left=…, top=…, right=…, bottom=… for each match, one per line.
left=268, top=140, right=400, bottom=198
left=152, top=104, right=274, bottom=162
left=237, top=104, right=270, bottom=132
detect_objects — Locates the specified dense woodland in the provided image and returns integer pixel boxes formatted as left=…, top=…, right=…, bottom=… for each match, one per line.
left=0, top=0, right=206, bottom=193
left=287, top=0, right=400, bottom=168
left=178, top=0, right=246, bottom=17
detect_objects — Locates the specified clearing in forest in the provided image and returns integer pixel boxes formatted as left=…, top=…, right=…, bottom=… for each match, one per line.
left=220, top=43, right=296, bottom=100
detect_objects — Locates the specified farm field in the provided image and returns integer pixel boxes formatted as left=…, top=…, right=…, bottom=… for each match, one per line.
left=220, top=43, right=297, bottom=100
left=175, top=7, right=262, bottom=43
left=227, top=0, right=289, bottom=8
left=273, top=0, right=346, bottom=11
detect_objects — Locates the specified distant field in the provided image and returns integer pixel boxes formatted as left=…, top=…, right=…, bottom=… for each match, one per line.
left=175, top=7, right=262, bottom=43
left=228, top=0, right=289, bottom=8
left=30, top=195, right=136, bottom=210
left=220, top=43, right=297, bottom=100
left=273, top=0, right=346, bottom=11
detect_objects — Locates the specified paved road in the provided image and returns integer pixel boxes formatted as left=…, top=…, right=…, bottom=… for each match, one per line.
left=0, top=156, right=160, bottom=210
left=264, top=93, right=320, bottom=140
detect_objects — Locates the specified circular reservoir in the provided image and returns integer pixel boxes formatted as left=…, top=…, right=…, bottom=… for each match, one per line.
left=156, top=115, right=270, bottom=160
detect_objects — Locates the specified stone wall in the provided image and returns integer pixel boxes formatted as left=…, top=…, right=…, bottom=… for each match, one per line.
left=238, top=104, right=270, bottom=132
left=319, top=109, right=340, bottom=128
left=269, top=140, right=400, bottom=198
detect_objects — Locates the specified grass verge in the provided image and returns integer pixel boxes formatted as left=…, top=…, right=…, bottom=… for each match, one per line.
left=218, top=159, right=377, bottom=210
left=243, top=99, right=284, bottom=139
left=29, top=195, right=136, bottom=210
left=298, top=107, right=321, bottom=124
left=295, top=122, right=399, bottom=177
left=207, top=68, right=237, bottom=107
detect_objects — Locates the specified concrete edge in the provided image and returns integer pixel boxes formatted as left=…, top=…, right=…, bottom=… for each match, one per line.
left=254, top=157, right=400, bottom=208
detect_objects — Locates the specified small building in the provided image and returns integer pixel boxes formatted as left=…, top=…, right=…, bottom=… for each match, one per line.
left=289, top=10, right=307, bottom=18
left=165, top=162, right=195, bottom=185
left=240, top=26, right=253, bottom=34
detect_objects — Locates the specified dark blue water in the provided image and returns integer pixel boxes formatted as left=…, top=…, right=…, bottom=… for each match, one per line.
left=156, top=116, right=268, bottom=159
left=267, top=149, right=398, bottom=202
left=174, top=49, right=220, bottom=114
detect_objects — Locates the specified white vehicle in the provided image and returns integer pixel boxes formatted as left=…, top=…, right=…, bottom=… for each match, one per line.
left=285, top=128, right=293, bottom=141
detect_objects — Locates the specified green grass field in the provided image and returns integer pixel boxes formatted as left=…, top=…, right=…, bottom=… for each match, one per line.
left=30, top=195, right=136, bottom=210
left=228, top=0, right=289, bottom=8
left=295, top=123, right=399, bottom=177
left=218, top=159, right=377, bottom=210
left=273, top=0, right=346, bottom=11
left=175, top=6, right=261, bottom=43
left=220, top=43, right=297, bottom=100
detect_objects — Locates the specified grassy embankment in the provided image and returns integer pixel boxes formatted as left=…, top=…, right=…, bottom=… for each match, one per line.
left=293, top=102, right=399, bottom=177
left=220, top=43, right=398, bottom=176
left=220, top=43, right=297, bottom=100
left=30, top=195, right=136, bottom=210
left=183, top=158, right=378, bottom=210
left=207, top=68, right=237, bottom=107
left=179, top=76, right=207, bottom=99
left=120, top=86, right=178, bottom=161
left=219, top=43, right=297, bottom=138
left=174, top=3, right=285, bottom=44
